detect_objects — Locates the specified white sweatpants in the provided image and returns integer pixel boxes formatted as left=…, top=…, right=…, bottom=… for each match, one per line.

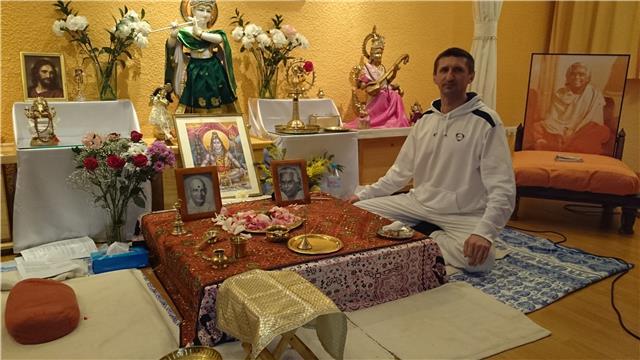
left=355, top=192, right=495, bottom=272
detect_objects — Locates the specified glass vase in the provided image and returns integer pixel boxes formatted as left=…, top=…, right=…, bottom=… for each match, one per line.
left=105, top=209, right=126, bottom=244
left=258, top=68, right=278, bottom=99
left=94, top=61, right=117, bottom=101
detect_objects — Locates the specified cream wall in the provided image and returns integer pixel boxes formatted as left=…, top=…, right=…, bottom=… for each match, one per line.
left=3, top=1, right=634, bottom=169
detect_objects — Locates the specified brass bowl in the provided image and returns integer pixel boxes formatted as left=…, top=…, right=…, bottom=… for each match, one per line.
left=265, top=225, right=290, bottom=243
left=160, top=346, right=222, bottom=360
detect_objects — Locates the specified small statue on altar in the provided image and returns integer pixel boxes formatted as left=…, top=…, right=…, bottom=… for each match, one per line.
left=72, top=67, right=86, bottom=101
left=165, top=0, right=238, bottom=114
left=345, top=26, right=410, bottom=129
left=409, top=101, right=423, bottom=125
left=149, top=83, right=176, bottom=143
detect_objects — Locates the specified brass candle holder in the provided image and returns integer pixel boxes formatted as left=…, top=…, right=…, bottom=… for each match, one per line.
left=171, top=200, right=189, bottom=236
left=275, top=58, right=320, bottom=135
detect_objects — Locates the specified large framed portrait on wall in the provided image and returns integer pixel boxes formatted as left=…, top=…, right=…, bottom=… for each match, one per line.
left=522, top=53, right=630, bottom=156
left=20, top=52, right=68, bottom=101
left=175, top=114, right=261, bottom=198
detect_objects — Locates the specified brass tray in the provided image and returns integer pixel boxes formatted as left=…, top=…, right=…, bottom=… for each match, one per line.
left=245, top=218, right=304, bottom=234
left=288, top=234, right=343, bottom=255
left=275, top=124, right=321, bottom=135
left=377, top=226, right=415, bottom=240
left=323, top=126, right=351, bottom=133
left=160, top=346, right=222, bottom=360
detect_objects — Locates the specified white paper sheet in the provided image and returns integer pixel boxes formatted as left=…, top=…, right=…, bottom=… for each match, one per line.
left=15, top=257, right=81, bottom=279
left=19, top=236, right=98, bottom=262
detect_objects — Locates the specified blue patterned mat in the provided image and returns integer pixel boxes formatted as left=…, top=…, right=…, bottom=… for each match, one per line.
left=450, top=227, right=633, bottom=313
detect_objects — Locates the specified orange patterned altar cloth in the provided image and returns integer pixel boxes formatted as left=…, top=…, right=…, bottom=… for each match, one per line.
left=142, top=197, right=428, bottom=345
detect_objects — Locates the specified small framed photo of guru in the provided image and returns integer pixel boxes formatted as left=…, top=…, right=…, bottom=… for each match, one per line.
left=175, top=166, right=223, bottom=221
left=271, top=159, right=310, bottom=206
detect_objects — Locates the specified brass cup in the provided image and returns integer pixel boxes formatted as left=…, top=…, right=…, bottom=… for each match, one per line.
left=265, top=225, right=290, bottom=243
left=230, top=236, right=248, bottom=259
left=211, top=249, right=229, bottom=269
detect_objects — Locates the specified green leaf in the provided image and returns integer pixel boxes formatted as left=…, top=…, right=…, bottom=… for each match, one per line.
left=141, top=8, right=145, bottom=19
left=124, top=50, right=132, bottom=59
left=133, top=195, right=146, bottom=208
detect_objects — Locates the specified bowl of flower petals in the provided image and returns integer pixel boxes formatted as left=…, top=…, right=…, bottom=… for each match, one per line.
left=214, top=206, right=303, bottom=234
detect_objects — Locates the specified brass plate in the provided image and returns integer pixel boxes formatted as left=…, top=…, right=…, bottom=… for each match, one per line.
left=377, top=226, right=415, bottom=240
left=275, top=124, right=321, bottom=135
left=245, top=218, right=304, bottom=234
left=323, top=126, right=351, bottom=133
left=288, top=234, right=343, bottom=255
left=160, top=346, right=222, bottom=360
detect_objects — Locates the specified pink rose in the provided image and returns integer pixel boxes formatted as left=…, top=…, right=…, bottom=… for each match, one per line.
left=303, top=61, right=314, bottom=73
left=82, top=132, right=102, bottom=149
left=132, top=154, right=148, bottom=167
left=130, top=131, right=143, bottom=142
left=83, top=157, right=98, bottom=171
left=106, top=155, right=126, bottom=169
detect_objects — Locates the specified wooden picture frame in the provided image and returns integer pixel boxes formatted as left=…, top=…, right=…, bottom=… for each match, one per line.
left=522, top=53, right=630, bottom=156
left=175, top=166, right=223, bottom=221
left=271, top=159, right=310, bottom=206
left=20, top=52, right=68, bottom=101
left=175, top=114, right=261, bottom=198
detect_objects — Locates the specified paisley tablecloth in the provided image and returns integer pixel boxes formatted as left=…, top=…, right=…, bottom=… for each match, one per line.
left=142, top=197, right=447, bottom=345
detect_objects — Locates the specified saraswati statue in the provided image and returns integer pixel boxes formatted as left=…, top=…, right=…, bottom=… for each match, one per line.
left=345, top=26, right=410, bottom=129
left=164, top=0, right=238, bottom=114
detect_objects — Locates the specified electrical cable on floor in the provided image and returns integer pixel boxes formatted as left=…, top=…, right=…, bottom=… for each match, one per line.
left=610, top=270, right=640, bottom=340
left=507, top=225, right=638, bottom=340
left=506, top=225, right=567, bottom=244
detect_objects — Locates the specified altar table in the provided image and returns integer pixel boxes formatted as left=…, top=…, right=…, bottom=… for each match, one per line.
left=142, top=197, right=447, bottom=346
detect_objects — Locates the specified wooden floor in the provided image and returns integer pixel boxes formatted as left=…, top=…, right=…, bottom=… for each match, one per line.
left=2, top=197, right=638, bottom=358
left=495, top=198, right=639, bottom=359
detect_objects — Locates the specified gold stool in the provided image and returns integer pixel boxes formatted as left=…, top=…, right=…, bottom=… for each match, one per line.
left=216, top=270, right=347, bottom=360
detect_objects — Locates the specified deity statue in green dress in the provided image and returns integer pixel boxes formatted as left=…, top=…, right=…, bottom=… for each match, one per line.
left=165, top=0, right=238, bottom=114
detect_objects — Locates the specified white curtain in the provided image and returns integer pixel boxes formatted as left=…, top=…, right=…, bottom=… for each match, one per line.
left=469, top=1, right=503, bottom=109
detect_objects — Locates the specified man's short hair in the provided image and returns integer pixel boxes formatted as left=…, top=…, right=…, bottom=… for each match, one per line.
left=30, top=58, right=59, bottom=88
left=433, top=47, right=475, bottom=75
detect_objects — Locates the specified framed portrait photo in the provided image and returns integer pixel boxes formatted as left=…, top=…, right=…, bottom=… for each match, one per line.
left=522, top=53, right=630, bottom=156
left=175, top=114, right=261, bottom=198
left=20, top=52, right=68, bottom=101
left=271, top=159, right=310, bottom=206
left=175, top=166, right=223, bottom=221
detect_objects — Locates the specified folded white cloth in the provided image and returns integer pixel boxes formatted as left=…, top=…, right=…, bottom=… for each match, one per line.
left=382, top=221, right=407, bottom=231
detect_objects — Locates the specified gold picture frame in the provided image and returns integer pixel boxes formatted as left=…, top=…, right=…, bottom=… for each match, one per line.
left=175, top=114, right=261, bottom=198
left=271, top=159, right=311, bottom=206
left=20, top=52, right=68, bottom=101
left=175, top=166, right=223, bottom=221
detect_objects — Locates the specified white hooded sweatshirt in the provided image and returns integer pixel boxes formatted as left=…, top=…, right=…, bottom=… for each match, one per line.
left=356, top=93, right=516, bottom=242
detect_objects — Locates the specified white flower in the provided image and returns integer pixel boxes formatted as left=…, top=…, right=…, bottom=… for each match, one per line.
left=241, top=35, right=255, bottom=50
left=115, top=21, right=133, bottom=39
left=244, top=23, right=262, bottom=37
left=231, top=26, right=244, bottom=41
left=134, top=33, right=149, bottom=48
left=52, top=20, right=66, bottom=36
left=126, top=143, right=147, bottom=156
left=293, top=33, right=309, bottom=49
left=133, top=21, right=151, bottom=36
left=270, top=29, right=288, bottom=48
left=66, top=14, right=88, bottom=31
left=124, top=10, right=140, bottom=21
left=256, top=33, right=271, bottom=49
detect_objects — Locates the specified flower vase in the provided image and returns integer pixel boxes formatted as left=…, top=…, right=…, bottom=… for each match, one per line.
left=105, top=210, right=126, bottom=244
left=94, top=62, right=117, bottom=101
left=258, top=68, right=278, bottom=99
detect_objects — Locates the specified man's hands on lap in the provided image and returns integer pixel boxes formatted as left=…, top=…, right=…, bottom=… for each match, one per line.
left=464, top=234, right=491, bottom=266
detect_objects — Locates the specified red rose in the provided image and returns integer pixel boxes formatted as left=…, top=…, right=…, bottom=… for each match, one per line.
left=106, top=155, right=126, bottom=169
left=303, top=61, right=314, bottom=73
left=132, top=154, right=148, bottom=167
left=130, top=131, right=143, bottom=142
left=83, top=156, right=99, bottom=171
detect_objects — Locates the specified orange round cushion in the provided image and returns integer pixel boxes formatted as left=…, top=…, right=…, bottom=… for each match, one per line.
left=4, top=278, right=80, bottom=344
